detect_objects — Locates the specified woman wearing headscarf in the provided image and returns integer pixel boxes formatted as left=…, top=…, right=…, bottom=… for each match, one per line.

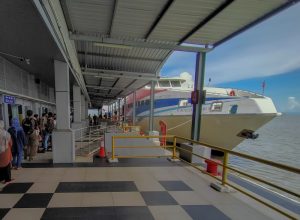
left=8, top=118, right=26, bottom=169
left=0, top=120, right=13, bottom=183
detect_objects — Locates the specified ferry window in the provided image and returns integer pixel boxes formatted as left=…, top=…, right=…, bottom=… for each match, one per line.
left=171, top=81, right=181, bottom=87
left=210, top=102, right=223, bottom=112
left=145, top=100, right=150, bottom=106
left=159, top=81, right=171, bottom=87
left=179, top=99, right=188, bottom=107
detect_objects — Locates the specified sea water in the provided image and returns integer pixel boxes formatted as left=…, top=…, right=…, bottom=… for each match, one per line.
left=230, top=114, right=300, bottom=200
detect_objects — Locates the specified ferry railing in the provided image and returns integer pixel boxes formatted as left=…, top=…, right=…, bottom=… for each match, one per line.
left=111, top=134, right=300, bottom=220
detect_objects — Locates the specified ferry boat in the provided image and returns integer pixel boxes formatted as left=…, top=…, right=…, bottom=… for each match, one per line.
left=125, top=73, right=280, bottom=150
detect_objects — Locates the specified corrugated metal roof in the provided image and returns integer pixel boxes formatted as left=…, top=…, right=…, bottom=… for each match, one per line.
left=148, top=0, right=226, bottom=42
left=186, top=0, right=286, bottom=45
left=65, top=0, right=114, bottom=34
left=111, top=0, right=170, bottom=38
left=60, top=0, right=296, bottom=106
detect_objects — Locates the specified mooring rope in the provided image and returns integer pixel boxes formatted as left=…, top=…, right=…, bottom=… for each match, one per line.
left=167, top=119, right=192, bottom=131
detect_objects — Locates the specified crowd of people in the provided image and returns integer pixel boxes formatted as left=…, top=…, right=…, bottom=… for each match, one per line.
left=0, top=110, right=56, bottom=185
left=88, top=111, right=120, bottom=126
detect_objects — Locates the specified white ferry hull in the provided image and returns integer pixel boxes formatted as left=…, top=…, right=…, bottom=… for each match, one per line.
left=136, top=113, right=277, bottom=150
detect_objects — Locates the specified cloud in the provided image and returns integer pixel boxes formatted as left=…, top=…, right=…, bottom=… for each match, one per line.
left=161, top=3, right=300, bottom=84
left=287, top=97, right=300, bottom=111
left=205, top=3, right=300, bottom=84
left=206, top=33, right=300, bottom=84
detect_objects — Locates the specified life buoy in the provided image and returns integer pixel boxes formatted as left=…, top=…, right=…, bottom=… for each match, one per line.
left=229, top=90, right=236, bottom=96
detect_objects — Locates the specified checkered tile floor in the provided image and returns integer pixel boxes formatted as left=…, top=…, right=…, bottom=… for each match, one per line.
left=0, top=158, right=287, bottom=220
left=0, top=180, right=230, bottom=220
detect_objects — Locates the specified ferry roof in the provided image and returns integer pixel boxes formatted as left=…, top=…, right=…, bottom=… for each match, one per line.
left=1, top=0, right=298, bottom=107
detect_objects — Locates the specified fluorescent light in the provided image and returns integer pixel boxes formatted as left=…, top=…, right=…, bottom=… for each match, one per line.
left=94, top=75, right=116, bottom=80
left=93, top=42, right=132, bottom=49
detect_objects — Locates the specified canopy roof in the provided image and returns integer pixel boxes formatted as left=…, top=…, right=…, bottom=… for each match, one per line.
left=60, top=0, right=298, bottom=106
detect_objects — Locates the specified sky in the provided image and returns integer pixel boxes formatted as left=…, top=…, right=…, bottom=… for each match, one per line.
left=160, top=3, right=300, bottom=113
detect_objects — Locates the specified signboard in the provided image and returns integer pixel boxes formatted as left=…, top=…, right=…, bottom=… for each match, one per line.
left=191, top=90, right=199, bottom=104
left=3, top=95, right=16, bottom=104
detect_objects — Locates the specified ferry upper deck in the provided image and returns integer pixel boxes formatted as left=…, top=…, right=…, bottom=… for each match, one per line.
left=0, top=0, right=299, bottom=219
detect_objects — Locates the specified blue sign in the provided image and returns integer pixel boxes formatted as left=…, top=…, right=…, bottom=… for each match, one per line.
left=3, top=95, right=16, bottom=104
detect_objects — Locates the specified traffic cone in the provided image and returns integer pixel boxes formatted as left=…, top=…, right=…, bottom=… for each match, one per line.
left=99, top=145, right=105, bottom=158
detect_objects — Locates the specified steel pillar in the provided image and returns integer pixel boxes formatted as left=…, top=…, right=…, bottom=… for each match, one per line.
left=118, top=99, right=121, bottom=119
left=133, top=91, right=136, bottom=125
left=123, top=97, right=127, bottom=122
left=149, top=81, right=155, bottom=131
left=191, top=52, right=206, bottom=141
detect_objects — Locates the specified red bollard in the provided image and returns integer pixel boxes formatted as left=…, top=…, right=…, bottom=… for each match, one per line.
left=205, top=159, right=220, bottom=176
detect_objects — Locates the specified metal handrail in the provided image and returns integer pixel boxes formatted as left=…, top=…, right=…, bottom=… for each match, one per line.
left=111, top=134, right=300, bottom=219
left=175, top=135, right=300, bottom=174
left=174, top=136, right=299, bottom=220
left=122, top=125, right=141, bottom=132
left=111, top=135, right=174, bottom=160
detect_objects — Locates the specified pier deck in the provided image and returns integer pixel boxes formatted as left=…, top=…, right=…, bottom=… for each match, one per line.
left=0, top=157, right=295, bottom=220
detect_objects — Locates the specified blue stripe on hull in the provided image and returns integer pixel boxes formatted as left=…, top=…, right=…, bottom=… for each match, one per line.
left=136, top=97, right=236, bottom=115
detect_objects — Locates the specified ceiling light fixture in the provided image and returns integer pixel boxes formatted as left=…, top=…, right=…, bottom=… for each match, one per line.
left=93, top=42, right=132, bottom=50
left=94, top=75, right=116, bottom=80
left=0, top=51, right=30, bottom=65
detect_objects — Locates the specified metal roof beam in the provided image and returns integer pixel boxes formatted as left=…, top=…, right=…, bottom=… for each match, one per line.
left=179, top=0, right=234, bottom=43
left=108, top=0, right=118, bottom=36
left=86, top=85, right=131, bottom=91
left=70, top=33, right=211, bottom=53
left=108, top=78, right=120, bottom=94
left=145, top=0, right=175, bottom=39
left=82, top=71, right=159, bottom=81
left=89, top=92, right=115, bottom=98
left=82, top=67, right=157, bottom=77
left=77, top=51, right=162, bottom=62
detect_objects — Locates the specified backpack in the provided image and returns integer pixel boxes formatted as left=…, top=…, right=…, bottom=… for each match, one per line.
left=22, top=118, right=34, bottom=135
left=45, top=118, right=54, bottom=133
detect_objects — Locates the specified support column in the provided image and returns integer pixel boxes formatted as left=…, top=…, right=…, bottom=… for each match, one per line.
left=52, top=60, right=74, bottom=163
left=118, top=99, right=121, bottom=120
left=73, top=85, right=81, bottom=123
left=191, top=52, right=206, bottom=141
left=81, top=94, right=85, bottom=121
left=71, top=85, right=82, bottom=130
left=132, top=91, right=136, bottom=125
left=3, top=103, right=9, bottom=129
left=149, top=81, right=155, bottom=131
left=123, top=98, right=127, bottom=122
left=85, top=99, right=88, bottom=118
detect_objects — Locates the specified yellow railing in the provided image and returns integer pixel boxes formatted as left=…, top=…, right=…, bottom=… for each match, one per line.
left=111, top=135, right=174, bottom=160
left=122, top=125, right=141, bottom=132
left=111, top=134, right=300, bottom=220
